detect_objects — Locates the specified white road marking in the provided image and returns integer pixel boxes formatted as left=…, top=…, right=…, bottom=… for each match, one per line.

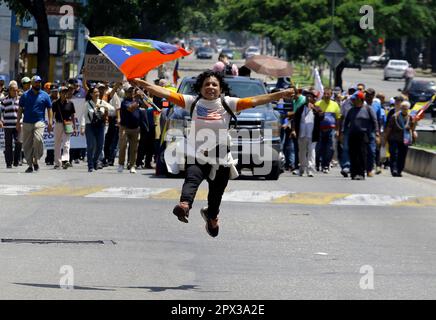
left=330, top=194, right=414, bottom=206
left=221, top=190, right=293, bottom=202
left=0, top=185, right=44, bottom=196
left=85, top=187, right=172, bottom=199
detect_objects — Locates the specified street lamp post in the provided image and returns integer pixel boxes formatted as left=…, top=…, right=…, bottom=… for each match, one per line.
left=329, top=0, right=335, bottom=88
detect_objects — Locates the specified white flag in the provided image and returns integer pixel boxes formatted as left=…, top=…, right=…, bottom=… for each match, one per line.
left=313, top=67, right=324, bottom=100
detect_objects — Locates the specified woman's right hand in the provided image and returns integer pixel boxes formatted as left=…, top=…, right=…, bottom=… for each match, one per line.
left=80, top=128, right=85, bottom=136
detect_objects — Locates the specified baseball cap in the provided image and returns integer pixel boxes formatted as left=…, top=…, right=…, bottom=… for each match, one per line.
left=351, top=91, right=365, bottom=100
left=59, top=86, right=69, bottom=92
left=21, top=77, right=31, bottom=84
left=0, top=75, right=6, bottom=82
left=96, top=82, right=106, bottom=89
left=364, top=88, right=375, bottom=95
left=31, top=75, right=42, bottom=82
left=394, top=95, right=404, bottom=101
left=389, top=97, right=396, bottom=105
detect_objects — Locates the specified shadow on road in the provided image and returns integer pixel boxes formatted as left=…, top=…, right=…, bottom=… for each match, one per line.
left=13, top=282, right=116, bottom=291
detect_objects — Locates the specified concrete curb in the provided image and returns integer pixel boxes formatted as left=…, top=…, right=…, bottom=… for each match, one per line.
left=404, top=146, right=436, bottom=180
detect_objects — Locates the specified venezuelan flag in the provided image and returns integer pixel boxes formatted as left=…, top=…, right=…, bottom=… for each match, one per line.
left=88, top=36, right=191, bottom=79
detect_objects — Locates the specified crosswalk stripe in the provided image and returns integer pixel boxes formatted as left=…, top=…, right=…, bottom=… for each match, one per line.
left=85, top=187, right=172, bottom=199
left=0, top=184, right=44, bottom=196
left=30, top=185, right=106, bottom=197
left=222, top=190, right=291, bottom=202
left=330, top=194, right=413, bottom=206
left=0, top=184, right=435, bottom=207
left=274, top=192, right=350, bottom=205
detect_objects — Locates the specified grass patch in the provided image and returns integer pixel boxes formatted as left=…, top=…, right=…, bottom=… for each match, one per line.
left=413, top=143, right=436, bottom=152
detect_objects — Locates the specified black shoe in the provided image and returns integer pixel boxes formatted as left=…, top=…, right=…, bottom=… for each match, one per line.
left=25, top=166, right=33, bottom=173
left=340, top=169, right=349, bottom=178
left=392, top=171, right=399, bottom=177
left=88, top=168, right=93, bottom=172
left=200, top=207, right=219, bottom=238
left=33, top=163, right=39, bottom=172
left=397, top=172, right=403, bottom=177
left=354, top=175, right=365, bottom=180
left=172, top=202, right=190, bottom=223
left=6, top=165, right=12, bottom=169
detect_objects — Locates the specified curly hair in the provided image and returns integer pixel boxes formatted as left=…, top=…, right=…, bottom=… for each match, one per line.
left=191, top=70, right=229, bottom=97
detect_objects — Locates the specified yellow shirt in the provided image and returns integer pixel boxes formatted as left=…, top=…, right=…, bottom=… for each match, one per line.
left=315, top=99, right=341, bottom=129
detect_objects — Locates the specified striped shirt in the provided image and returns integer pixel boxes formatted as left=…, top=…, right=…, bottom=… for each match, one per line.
left=1, top=95, right=21, bottom=128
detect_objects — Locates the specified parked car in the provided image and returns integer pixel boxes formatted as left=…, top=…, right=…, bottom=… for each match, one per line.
left=221, top=48, right=234, bottom=60
left=162, top=76, right=284, bottom=180
left=243, top=46, right=261, bottom=59
left=384, top=60, right=409, bottom=80
left=196, top=47, right=214, bottom=59
left=402, top=80, right=436, bottom=108
left=366, top=52, right=390, bottom=66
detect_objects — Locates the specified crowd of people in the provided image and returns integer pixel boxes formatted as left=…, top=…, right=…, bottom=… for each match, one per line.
left=277, top=83, right=418, bottom=179
left=0, top=74, right=174, bottom=174
left=0, top=63, right=419, bottom=180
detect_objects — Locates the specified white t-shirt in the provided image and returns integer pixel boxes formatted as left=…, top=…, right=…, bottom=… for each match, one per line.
left=182, top=95, right=239, bottom=161
left=299, top=105, right=315, bottom=139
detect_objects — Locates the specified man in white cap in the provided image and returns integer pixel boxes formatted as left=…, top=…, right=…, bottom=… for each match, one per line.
left=16, top=75, right=53, bottom=173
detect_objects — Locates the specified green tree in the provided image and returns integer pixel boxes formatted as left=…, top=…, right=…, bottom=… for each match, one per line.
left=1, top=0, right=50, bottom=81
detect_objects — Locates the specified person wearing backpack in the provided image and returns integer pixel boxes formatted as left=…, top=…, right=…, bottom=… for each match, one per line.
left=212, top=53, right=238, bottom=76
left=131, top=71, right=294, bottom=237
left=80, top=87, right=109, bottom=172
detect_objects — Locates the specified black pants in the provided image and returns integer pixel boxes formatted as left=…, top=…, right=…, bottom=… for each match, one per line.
left=389, top=140, right=409, bottom=175
left=4, top=128, right=22, bottom=166
left=180, top=162, right=230, bottom=219
left=348, top=131, right=368, bottom=178
left=103, top=120, right=119, bottom=164
left=136, top=127, right=155, bottom=167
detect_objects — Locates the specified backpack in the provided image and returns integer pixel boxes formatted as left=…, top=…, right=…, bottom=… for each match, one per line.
left=224, top=63, right=234, bottom=76
left=190, top=95, right=237, bottom=129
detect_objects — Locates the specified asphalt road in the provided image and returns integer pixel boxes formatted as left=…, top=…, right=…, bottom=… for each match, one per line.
left=1, top=56, right=436, bottom=300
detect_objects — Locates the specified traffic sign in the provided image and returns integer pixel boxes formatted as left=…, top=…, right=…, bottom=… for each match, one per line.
left=323, top=39, right=347, bottom=68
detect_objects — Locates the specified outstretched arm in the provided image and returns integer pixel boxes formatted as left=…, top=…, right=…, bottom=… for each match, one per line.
left=130, top=78, right=186, bottom=108
left=130, top=78, right=173, bottom=100
left=236, top=88, right=295, bottom=112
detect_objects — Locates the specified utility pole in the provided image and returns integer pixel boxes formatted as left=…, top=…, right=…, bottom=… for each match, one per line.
left=329, top=0, right=335, bottom=88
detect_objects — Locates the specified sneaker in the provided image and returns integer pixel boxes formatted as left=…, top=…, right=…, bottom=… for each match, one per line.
left=307, top=171, right=314, bottom=177
left=130, top=167, right=137, bottom=174
left=292, top=169, right=299, bottom=175
left=298, top=170, right=304, bottom=177
left=25, top=166, right=33, bottom=173
left=117, top=165, right=124, bottom=173
left=74, top=159, right=80, bottom=164
left=54, top=165, right=61, bottom=170
left=354, top=175, right=365, bottom=180
left=367, top=171, right=375, bottom=177
left=33, top=163, right=39, bottom=172
left=62, top=162, right=71, bottom=169
left=200, top=207, right=219, bottom=238
left=172, top=202, right=190, bottom=223
left=376, top=166, right=382, bottom=175
left=88, top=168, right=93, bottom=173
left=340, top=169, right=349, bottom=178
left=322, top=168, right=329, bottom=174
